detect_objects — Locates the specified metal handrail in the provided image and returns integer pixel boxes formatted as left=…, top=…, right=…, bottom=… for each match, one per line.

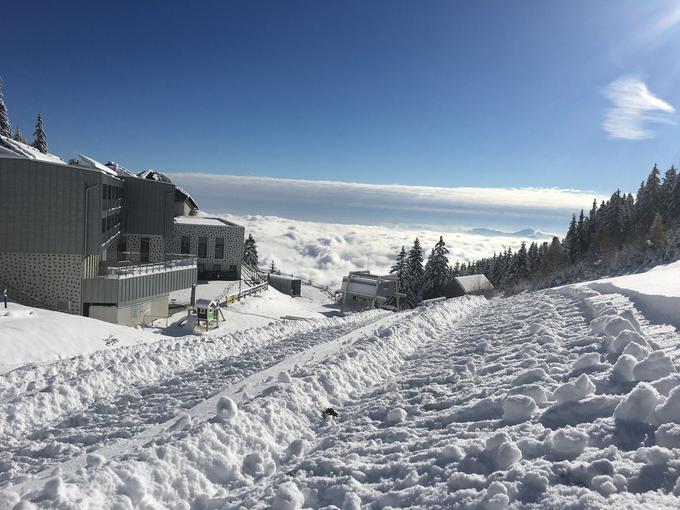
left=101, top=257, right=197, bottom=278
left=244, top=263, right=335, bottom=298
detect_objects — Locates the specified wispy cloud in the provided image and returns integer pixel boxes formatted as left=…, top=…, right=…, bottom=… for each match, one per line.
left=168, top=173, right=603, bottom=232
left=603, top=76, right=675, bottom=140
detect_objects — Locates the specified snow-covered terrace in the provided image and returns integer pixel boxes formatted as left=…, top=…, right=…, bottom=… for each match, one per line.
left=99, top=257, right=197, bottom=279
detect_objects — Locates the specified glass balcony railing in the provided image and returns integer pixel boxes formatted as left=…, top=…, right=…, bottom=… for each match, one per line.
left=98, top=257, right=197, bottom=279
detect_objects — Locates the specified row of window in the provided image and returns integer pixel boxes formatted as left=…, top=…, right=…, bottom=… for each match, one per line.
left=101, top=212, right=122, bottom=234
left=180, top=236, right=227, bottom=259
left=102, top=184, right=123, bottom=201
left=117, top=236, right=151, bottom=263
left=198, top=263, right=237, bottom=274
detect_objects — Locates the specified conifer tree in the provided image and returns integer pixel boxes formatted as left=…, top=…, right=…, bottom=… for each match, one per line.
left=0, top=78, right=11, bottom=138
left=649, top=213, right=667, bottom=250
left=661, top=166, right=677, bottom=217
left=670, top=176, right=680, bottom=223
left=422, top=236, right=451, bottom=298
left=243, top=234, right=259, bottom=267
left=269, top=260, right=277, bottom=273
left=405, top=238, right=424, bottom=306
left=32, top=113, right=48, bottom=154
left=390, top=246, right=408, bottom=292
left=564, top=214, right=578, bottom=262
left=13, top=126, right=27, bottom=144
left=637, top=165, right=661, bottom=228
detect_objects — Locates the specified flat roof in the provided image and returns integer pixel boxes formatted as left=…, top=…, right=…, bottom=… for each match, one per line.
left=174, top=216, right=238, bottom=227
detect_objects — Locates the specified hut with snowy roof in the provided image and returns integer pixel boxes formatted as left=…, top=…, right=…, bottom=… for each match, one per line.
left=444, top=274, right=494, bottom=298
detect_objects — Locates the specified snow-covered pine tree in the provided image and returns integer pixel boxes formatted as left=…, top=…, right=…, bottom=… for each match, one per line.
left=637, top=166, right=661, bottom=229
left=0, top=78, right=11, bottom=138
left=564, top=214, right=578, bottom=263
left=514, top=242, right=529, bottom=281
left=32, top=113, right=48, bottom=154
left=13, top=126, right=28, bottom=144
left=405, top=238, right=425, bottom=306
left=661, top=166, right=677, bottom=218
left=575, top=209, right=588, bottom=258
left=390, top=246, right=408, bottom=293
left=269, top=260, right=277, bottom=273
left=422, top=236, right=451, bottom=299
left=527, top=241, right=539, bottom=273
left=670, top=176, right=680, bottom=224
left=243, top=234, right=259, bottom=267
left=605, top=190, right=625, bottom=248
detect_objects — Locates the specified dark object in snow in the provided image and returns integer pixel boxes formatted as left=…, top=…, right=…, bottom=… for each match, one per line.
left=323, top=407, right=339, bottom=418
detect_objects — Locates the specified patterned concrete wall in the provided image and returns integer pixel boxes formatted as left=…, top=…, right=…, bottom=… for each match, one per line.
left=0, top=253, right=83, bottom=314
left=170, top=222, right=244, bottom=278
left=123, top=235, right=165, bottom=263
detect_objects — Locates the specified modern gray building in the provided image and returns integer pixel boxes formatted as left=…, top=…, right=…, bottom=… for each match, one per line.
left=0, top=155, right=198, bottom=326
left=170, top=216, right=245, bottom=280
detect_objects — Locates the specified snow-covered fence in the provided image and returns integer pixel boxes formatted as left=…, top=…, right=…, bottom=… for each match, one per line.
left=216, top=281, right=269, bottom=307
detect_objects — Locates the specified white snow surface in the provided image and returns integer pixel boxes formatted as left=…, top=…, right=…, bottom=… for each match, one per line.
left=0, top=136, right=64, bottom=164
left=0, top=303, right=162, bottom=373
left=2, top=261, right=680, bottom=508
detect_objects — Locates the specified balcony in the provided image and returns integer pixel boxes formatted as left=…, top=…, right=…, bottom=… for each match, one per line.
left=83, top=257, right=197, bottom=306
left=99, top=257, right=197, bottom=278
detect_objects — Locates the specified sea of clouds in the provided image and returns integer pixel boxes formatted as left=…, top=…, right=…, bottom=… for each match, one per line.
left=219, top=213, right=551, bottom=289
left=167, top=173, right=604, bottom=289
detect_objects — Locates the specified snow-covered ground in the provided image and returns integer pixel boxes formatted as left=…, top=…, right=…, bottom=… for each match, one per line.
left=2, top=262, right=680, bottom=508
left=0, top=303, right=163, bottom=374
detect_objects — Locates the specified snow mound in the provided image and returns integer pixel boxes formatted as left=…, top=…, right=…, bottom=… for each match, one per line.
left=502, top=395, right=537, bottom=423
left=614, top=382, right=659, bottom=423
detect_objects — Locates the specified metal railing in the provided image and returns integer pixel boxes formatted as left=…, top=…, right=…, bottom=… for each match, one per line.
left=100, top=257, right=197, bottom=278
left=216, top=281, right=269, bottom=306
left=244, top=263, right=336, bottom=298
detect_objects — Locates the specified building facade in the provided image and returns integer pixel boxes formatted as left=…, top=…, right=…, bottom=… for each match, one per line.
left=170, top=216, right=245, bottom=280
left=0, top=157, right=197, bottom=326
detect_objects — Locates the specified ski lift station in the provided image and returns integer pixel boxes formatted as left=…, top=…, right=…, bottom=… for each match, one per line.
left=337, top=271, right=404, bottom=312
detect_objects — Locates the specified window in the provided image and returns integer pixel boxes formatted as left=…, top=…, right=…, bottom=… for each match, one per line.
left=102, top=184, right=107, bottom=200
left=215, top=238, right=224, bottom=259
left=180, top=236, right=191, bottom=255
left=213, top=264, right=221, bottom=272
left=101, top=218, right=106, bottom=233
left=198, top=236, right=207, bottom=258
left=118, top=236, right=127, bottom=260
left=140, top=237, right=150, bottom=263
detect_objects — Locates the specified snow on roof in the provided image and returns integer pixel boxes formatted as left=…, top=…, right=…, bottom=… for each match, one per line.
left=76, top=154, right=118, bottom=177
left=105, top=161, right=137, bottom=177
left=454, top=274, right=494, bottom=293
left=138, top=169, right=173, bottom=183
left=0, top=135, right=64, bottom=164
left=174, top=216, right=237, bottom=227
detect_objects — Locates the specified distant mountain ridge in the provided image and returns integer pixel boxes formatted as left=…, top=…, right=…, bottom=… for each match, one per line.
left=467, top=227, right=554, bottom=239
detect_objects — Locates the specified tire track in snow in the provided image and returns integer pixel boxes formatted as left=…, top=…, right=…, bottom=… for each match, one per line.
left=0, top=314, right=389, bottom=487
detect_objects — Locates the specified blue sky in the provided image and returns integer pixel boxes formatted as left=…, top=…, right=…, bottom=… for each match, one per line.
left=2, top=1, right=680, bottom=195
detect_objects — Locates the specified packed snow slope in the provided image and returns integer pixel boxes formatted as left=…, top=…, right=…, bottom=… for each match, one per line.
left=0, top=303, right=163, bottom=373
left=2, top=261, right=680, bottom=508
left=0, top=286, right=331, bottom=373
